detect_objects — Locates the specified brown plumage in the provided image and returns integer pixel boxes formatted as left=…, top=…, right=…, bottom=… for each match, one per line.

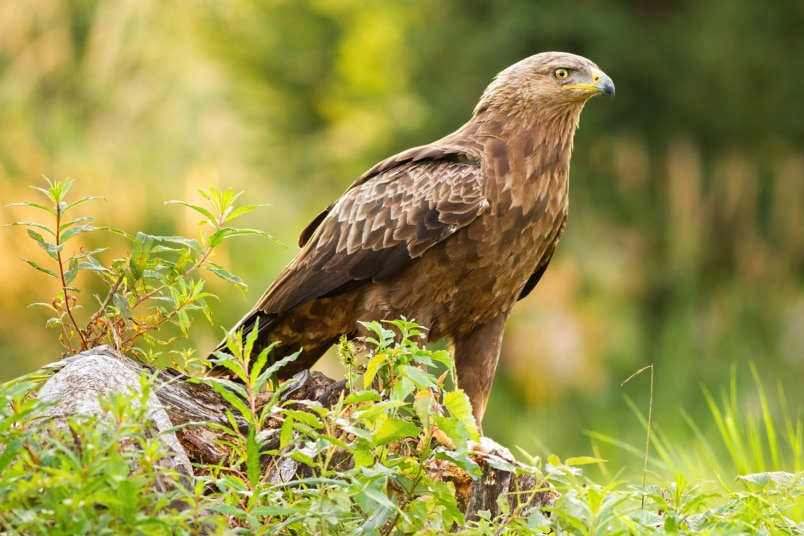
left=217, top=52, right=614, bottom=428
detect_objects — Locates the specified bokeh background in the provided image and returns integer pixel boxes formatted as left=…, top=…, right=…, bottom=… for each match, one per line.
left=1, top=1, right=802, bottom=477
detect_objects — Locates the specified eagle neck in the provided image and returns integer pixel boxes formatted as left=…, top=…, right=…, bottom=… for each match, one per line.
left=472, top=102, right=584, bottom=180
left=461, top=102, right=585, bottom=221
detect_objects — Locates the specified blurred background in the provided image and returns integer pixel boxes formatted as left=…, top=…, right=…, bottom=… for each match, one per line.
left=1, top=1, right=802, bottom=478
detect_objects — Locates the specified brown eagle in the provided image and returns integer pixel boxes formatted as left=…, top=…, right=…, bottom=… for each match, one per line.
left=217, top=52, right=613, bottom=428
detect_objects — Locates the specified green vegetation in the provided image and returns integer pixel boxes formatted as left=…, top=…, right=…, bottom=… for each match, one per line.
left=2, top=322, right=802, bottom=533
left=6, top=177, right=268, bottom=371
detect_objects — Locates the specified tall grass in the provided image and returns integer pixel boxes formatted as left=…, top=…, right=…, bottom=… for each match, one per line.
left=588, top=362, right=804, bottom=528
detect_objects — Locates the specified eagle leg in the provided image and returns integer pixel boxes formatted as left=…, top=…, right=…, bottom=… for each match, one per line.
left=450, top=311, right=510, bottom=433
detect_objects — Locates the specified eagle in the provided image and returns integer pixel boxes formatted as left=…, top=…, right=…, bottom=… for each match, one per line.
left=216, top=52, right=614, bottom=429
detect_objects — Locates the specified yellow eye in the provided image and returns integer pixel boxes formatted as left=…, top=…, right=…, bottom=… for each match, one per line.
left=553, top=68, right=570, bottom=80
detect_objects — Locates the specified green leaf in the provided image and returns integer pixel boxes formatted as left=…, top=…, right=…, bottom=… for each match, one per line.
left=203, top=262, right=247, bottom=291
left=210, top=503, right=248, bottom=517
left=260, top=350, right=300, bottom=382
left=484, top=453, right=517, bottom=473
left=117, top=479, right=138, bottom=522
left=353, top=448, right=374, bottom=468
left=361, top=484, right=400, bottom=511
left=282, top=408, right=324, bottom=429
left=63, top=257, right=78, bottom=285
left=59, top=224, right=95, bottom=243
left=353, top=400, right=407, bottom=423
left=287, top=449, right=316, bottom=467
left=250, top=341, right=274, bottom=388
left=176, top=308, right=191, bottom=334
left=222, top=203, right=268, bottom=223
left=736, top=471, right=796, bottom=489
left=129, top=232, right=154, bottom=279
left=21, top=258, right=58, bottom=278
left=194, top=187, right=216, bottom=205
left=58, top=215, right=94, bottom=231
left=210, top=381, right=252, bottom=419
left=433, top=414, right=467, bottom=448
left=97, top=226, right=135, bottom=241
left=0, top=438, right=22, bottom=473
left=27, top=229, right=62, bottom=260
left=444, top=389, right=480, bottom=442
left=413, top=389, right=433, bottom=428
left=391, top=376, right=415, bottom=402
left=428, top=349, right=455, bottom=371
left=246, top=427, right=261, bottom=488
left=343, top=391, right=383, bottom=405
left=280, top=413, right=294, bottom=450
left=249, top=505, right=299, bottom=516
left=373, top=418, right=421, bottom=447
left=64, top=195, right=104, bottom=212
left=5, top=220, right=55, bottom=235
left=208, top=228, right=228, bottom=248
left=364, top=353, right=387, bottom=389
left=210, top=227, right=269, bottom=248
left=155, top=235, right=204, bottom=255
left=211, top=350, right=247, bottom=382
left=435, top=447, right=482, bottom=477
left=165, top=200, right=216, bottom=225
left=565, top=456, right=607, bottom=466
left=400, top=364, right=432, bottom=389
left=71, top=247, right=109, bottom=261
left=113, top=293, right=133, bottom=320
left=5, top=202, right=57, bottom=216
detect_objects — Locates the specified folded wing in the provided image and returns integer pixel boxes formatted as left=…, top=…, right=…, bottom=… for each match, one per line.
left=249, top=145, right=489, bottom=321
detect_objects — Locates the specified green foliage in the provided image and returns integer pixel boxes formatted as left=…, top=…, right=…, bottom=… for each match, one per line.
left=6, top=178, right=268, bottom=369
left=0, top=374, right=221, bottom=534
left=585, top=365, right=804, bottom=533
left=3, top=329, right=803, bottom=533
left=202, top=318, right=485, bottom=533
left=592, top=363, right=804, bottom=486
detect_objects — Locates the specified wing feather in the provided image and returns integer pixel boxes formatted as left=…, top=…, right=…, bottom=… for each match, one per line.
left=253, top=146, right=488, bottom=316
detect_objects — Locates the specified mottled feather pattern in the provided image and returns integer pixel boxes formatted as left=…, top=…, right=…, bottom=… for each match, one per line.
left=255, top=154, right=489, bottom=319
left=215, top=52, right=613, bottom=430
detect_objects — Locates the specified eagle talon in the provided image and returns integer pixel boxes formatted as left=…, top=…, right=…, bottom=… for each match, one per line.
left=469, top=437, right=515, bottom=462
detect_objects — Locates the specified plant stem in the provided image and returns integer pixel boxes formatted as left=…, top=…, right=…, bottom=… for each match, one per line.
left=622, top=364, right=654, bottom=508
left=94, top=273, right=125, bottom=317
left=55, top=201, right=88, bottom=351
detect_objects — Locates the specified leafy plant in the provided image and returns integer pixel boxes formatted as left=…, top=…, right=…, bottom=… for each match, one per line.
left=6, top=177, right=270, bottom=366
left=585, top=363, right=804, bottom=534
left=199, top=318, right=488, bottom=534
left=0, top=374, right=221, bottom=534
left=2, top=321, right=804, bottom=533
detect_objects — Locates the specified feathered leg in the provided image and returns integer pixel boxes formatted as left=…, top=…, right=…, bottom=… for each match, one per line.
left=451, top=311, right=510, bottom=433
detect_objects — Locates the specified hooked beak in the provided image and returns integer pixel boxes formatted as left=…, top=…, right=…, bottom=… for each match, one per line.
left=564, top=68, right=615, bottom=100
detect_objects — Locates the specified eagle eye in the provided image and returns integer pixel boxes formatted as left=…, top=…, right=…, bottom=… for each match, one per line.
left=553, top=68, right=570, bottom=81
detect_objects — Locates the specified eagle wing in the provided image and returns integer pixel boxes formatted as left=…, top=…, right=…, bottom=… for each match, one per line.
left=250, top=144, right=489, bottom=318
